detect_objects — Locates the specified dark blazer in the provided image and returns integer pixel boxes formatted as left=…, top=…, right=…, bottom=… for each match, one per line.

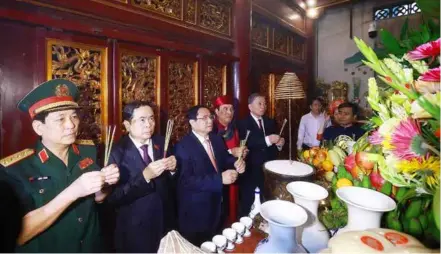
left=238, top=114, right=278, bottom=187
left=175, top=132, right=236, bottom=245
left=107, top=135, right=176, bottom=253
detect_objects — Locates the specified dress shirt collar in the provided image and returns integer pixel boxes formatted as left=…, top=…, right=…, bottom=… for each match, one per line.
left=128, top=134, right=152, bottom=149
left=192, top=131, right=209, bottom=144
left=250, top=113, right=263, bottom=123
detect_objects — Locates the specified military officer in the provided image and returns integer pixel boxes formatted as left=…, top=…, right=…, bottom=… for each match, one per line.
left=0, top=79, right=120, bottom=252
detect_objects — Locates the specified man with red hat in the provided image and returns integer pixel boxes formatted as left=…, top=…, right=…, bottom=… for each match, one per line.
left=212, top=95, right=248, bottom=224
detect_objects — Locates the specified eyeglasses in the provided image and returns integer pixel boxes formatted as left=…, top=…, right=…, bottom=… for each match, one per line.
left=196, top=115, right=215, bottom=122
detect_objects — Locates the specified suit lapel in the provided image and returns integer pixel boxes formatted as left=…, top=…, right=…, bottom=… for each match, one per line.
left=152, top=136, right=162, bottom=161
left=249, top=114, right=264, bottom=135
left=123, top=136, right=147, bottom=170
left=208, top=135, right=221, bottom=173
left=190, top=133, right=217, bottom=173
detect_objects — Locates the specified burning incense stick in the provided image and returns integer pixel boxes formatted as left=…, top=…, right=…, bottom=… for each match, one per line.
left=163, top=119, right=174, bottom=158
left=279, top=118, right=287, bottom=136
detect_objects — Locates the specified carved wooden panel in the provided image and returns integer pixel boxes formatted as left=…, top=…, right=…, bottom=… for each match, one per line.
left=185, top=0, right=197, bottom=24
left=273, top=29, right=289, bottom=55
left=259, top=74, right=272, bottom=116
left=252, top=17, right=269, bottom=48
left=168, top=60, right=198, bottom=143
left=251, top=13, right=306, bottom=63
left=292, top=37, right=305, bottom=60
left=120, top=50, right=159, bottom=134
left=120, top=51, right=158, bottom=106
left=199, top=0, right=231, bottom=35
left=132, top=0, right=182, bottom=19
left=46, top=39, right=108, bottom=143
left=203, top=64, right=226, bottom=108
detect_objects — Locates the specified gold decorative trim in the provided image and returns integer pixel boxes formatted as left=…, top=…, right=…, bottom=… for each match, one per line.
left=75, top=139, right=95, bottom=146
left=130, top=0, right=183, bottom=21
left=0, top=149, right=34, bottom=167
left=222, top=65, right=227, bottom=95
left=118, top=49, right=161, bottom=129
left=46, top=38, right=109, bottom=143
left=19, top=0, right=233, bottom=41
left=35, top=101, right=79, bottom=115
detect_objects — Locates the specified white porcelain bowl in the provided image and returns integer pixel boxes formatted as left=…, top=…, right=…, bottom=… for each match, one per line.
left=200, top=241, right=216, bottom=253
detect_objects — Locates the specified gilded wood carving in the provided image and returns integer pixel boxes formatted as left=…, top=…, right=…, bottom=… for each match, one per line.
left=185, top=0, right=197, bottom=24
left=203, top=64, right=226, bottom=108
left=120, top=51, right=158, bottom=106
left=46, top=39, right=108, bottom=143
left=132, top=0, right=182, bottom=19
left=120, top=50, right=159, bottom=133
left=168, top=60, right=198, bottom=143
left=273, top=29, right=289, bottom=55
left=292, top=38, right=305, bottom=60
left=251, top=17, right=269, bottom=48
left=199, top=0, right=231, bottom=35
left=259, top=74, right=272, bottom=115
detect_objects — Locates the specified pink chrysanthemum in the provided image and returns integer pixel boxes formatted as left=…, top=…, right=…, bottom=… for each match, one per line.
left=407, top=39, right=440, bottom=61
left=368, top=130, right=383, bottom=145
left=419, top=67, right=440, bottom=82
left=391, top=118, right=428, bottom=160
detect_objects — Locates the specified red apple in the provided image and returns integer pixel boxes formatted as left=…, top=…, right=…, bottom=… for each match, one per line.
left=369, top=169, right=385, bottom=191
left=355, top=152, right=375, bottom=171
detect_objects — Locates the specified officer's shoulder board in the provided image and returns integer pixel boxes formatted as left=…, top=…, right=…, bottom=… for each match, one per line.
left=75, top=139, right=95, bottom=146
left=0, top=148, right=34, bottom=167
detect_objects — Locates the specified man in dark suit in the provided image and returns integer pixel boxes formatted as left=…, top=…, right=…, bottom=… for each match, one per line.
left=237, top=93, right=285, bottom=217
left=107, top=101, right=177, bottom=253
left=175, top=105, right=245, bottom=246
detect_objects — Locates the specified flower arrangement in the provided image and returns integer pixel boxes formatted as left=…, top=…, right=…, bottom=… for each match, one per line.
left=354, top=37, right=440, bottom=195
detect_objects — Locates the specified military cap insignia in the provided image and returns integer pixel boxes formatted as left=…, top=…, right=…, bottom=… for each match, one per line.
left=0, top=149, right=34, bottom=167
left=75, top=139, right=95, bottom=146
left=79, top=157, right=94, bottom=170
left=55, top=84, right=70, bottom=97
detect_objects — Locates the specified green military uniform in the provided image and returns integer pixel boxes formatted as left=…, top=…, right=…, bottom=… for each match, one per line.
left=0, top=79, right=103, bottom=252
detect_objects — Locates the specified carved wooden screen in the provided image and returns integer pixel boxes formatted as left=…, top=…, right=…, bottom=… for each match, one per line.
left=119, top=48, right=160, bottom=134
left=202, top=63, right=227, bottom=108
left=167, top=59, right=198, bottom=144
left=46, top=38, right=108, bottom=143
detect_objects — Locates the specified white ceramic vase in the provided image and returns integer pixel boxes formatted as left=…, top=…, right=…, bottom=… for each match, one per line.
left=287, top=181, right=330, bottom=253
left=335, top=186, right=396, bottom=235
left=254, top=200, right=308, bottom=253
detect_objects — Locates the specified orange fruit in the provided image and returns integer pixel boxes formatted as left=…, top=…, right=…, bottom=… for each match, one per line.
left=322, top=160, right=334, bottom=172
left=336, top=178, right=353, bottom=188
left=316, top=150, right=327, bottom=162
left=310, top=148, right=319, bottom=157
left=312, top=158, right=322, bottom=167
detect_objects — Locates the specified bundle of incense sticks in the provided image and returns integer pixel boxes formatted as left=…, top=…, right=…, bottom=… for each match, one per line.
left=279, top=118, right=287, bottom=136
left=237, top=130, right=250, bottom=161
left=163, top=119, right=174, bottom=158
left=104, top=125, right=116, bottom=167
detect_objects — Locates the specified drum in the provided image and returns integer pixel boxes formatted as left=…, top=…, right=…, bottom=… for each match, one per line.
left=263, top=160, right=315, bottom=202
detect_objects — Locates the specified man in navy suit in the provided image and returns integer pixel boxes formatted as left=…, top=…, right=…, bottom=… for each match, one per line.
left=237, top=93, right=285, bottom=217
left=107, top=101, right=177, bottom=253
left=175, top=105, right=245, bottom=246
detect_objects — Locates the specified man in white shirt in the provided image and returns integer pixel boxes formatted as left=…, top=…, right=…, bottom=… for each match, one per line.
left=297, top=97, right=330, bottom=151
